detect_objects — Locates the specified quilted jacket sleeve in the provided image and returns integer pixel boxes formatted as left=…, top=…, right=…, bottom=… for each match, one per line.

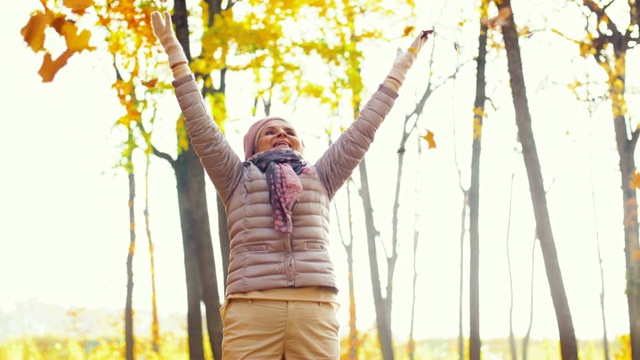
left=314, top=84, right=399, bottom=199
left=172, top=75, right=244, bottom=204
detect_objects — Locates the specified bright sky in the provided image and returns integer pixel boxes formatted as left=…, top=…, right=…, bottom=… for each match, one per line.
left=1, top=0, right=636, bottom=345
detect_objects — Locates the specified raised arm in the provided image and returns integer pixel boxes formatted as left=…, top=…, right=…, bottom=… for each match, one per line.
left=315, top=30, right=431, bottom=197
left=151, top=11, right=243, bottom=203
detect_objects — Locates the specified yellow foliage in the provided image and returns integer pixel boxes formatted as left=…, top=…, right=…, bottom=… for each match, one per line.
left=631, top=170, right=640, bottom=190
left=24, top=0, right=415, bottom=165
left=63, top=0, right=94, bottom=15
left=403, top=26, right=415, bottom=37
left=21, top=10, right=54, bottom=52
left=301, top=83, right=326, bottom=98
left=473, top=117, right=483, bottom=140
left=614, top=334, right=631, bottom=359
left=209, top=92, right=228, bottom=133
left=613, top=78, right=624, bottom=90
left=176, top=115, right=190, bottom=154
left=21, top=4, right=96, bottom=82
left=60, top=21, right=95, bottom=53
left=579, top=41, right=596, bottom=57
left=38, top=50, right=74, bottom=82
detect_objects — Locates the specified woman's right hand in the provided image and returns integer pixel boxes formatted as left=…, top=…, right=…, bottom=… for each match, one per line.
left=151, top=11, right=190, bottom=78
left=151, top=12, right=177, bottom=50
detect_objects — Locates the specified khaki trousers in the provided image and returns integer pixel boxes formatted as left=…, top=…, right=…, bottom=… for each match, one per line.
left=220, top=298, right=340, bottom=359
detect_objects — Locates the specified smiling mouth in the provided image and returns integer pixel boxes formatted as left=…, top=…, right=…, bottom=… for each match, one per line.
left=273, top=141, right=290, bottom=148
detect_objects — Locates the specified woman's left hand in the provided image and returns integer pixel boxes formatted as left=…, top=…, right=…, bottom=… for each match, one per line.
left=384, top=30, right=433, bottom=92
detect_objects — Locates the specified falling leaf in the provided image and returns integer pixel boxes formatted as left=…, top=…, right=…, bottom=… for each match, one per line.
left=421, top=130, right=437, bottom=149
left=21, top=10, right=54, bottom=52
left=142, top=78, right=158, bottom=88
left=38, top=49, right=74, bottom=82
left=62, top=0, right=94, bottom=15
left=403, top=26, right=415, bottom=37
left=634, top=250, right=640, bottom=260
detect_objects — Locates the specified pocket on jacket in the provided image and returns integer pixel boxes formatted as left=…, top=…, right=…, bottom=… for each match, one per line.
left=305, top=241, right=327, bottom=250
left=245, top=243, right=268, bottom=252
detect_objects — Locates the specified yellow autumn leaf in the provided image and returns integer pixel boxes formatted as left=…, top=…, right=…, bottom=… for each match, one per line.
left=21, top=10, right=54, bottom=52
left=63, top=0, right=94, bottom=15
left=61, top=21, right=95, bottom=52
left=141, top=78, right=158, bottom=88
left=613, top=78, right=624, bottom=90
left=421, top=130, right=437, bottom=149
left=631, top=170, right=640, bottom=190
left=37, top=49, right=74, bottom=82
left=403, top=26, right=415, bottom=37
left=579, top=42, right=595, bottom=57
left=473, top=118, right=482, bottom=139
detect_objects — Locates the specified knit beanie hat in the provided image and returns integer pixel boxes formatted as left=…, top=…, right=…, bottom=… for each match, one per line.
left=243, top=116, right=291, bottom=160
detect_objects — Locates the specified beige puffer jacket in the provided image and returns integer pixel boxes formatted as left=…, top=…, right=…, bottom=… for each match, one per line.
left=173, top=74, right=398, bottom=295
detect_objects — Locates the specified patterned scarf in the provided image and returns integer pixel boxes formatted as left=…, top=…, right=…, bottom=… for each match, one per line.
left=247, top=149, right=307, bottom=234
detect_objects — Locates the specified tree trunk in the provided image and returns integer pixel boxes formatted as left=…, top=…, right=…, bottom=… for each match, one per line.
left=578, top=2, right=640, bottom=355
left=588, top=116, right=610, bottom=360
left=338, top=182, right=359, bottom=360
left=359, top=159, right=394, bottom=360
left=144, top=155, right=161, bottom=353
left=458, top=193, right=467, bottom=360
left=609, top=44, right=640, bottom=360
left=614, top=117, right=640, bottom=360
left=469, top=1, right=489, bottom=356
left=498, top=2, right=578, bottom=358
left=185, top=145, right=224, bottom=360
left=506, top=171, right=517, bottom=360
left=174, top=153, right=206, bottom=360
left=172, top=1, right=224, bottom=358
left=522, top=237, right=536, bottom=360
left=408, top=138, right=424, bottom=360
left=125, top=153, right=136, bottom=360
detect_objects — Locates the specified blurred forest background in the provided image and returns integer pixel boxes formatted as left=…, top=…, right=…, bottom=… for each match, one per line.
left=2, top=0, right=640, bottom=359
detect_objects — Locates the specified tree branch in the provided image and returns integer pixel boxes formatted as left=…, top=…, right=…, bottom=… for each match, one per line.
left=630, top=128, right=640, bottom=149
left=152, top=146, right=176, bottom=168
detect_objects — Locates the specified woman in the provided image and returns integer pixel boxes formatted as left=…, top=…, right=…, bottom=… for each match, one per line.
left=151, top=11, right=429, bottom=359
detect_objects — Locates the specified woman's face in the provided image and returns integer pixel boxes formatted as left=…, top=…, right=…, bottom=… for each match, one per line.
left=255, top=119, right=303, bottom=154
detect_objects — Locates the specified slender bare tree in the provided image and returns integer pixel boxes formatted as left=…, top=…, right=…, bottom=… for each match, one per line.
left=469, top=2, right=490, bottom=358
left=124, top=130, right=136, bottom=360
left=408, top=137, right=424, bottom=360
left=143, top=151, right=161, bottom=353
left=522, top=236, right=536, bottom=360
left=496, top=1, right=578, bottom=358
left=334, top=181, right=359, bottom=360
left=578, top=1, right=640, bottom=357
left=505, top=164, right=517, bottom=360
